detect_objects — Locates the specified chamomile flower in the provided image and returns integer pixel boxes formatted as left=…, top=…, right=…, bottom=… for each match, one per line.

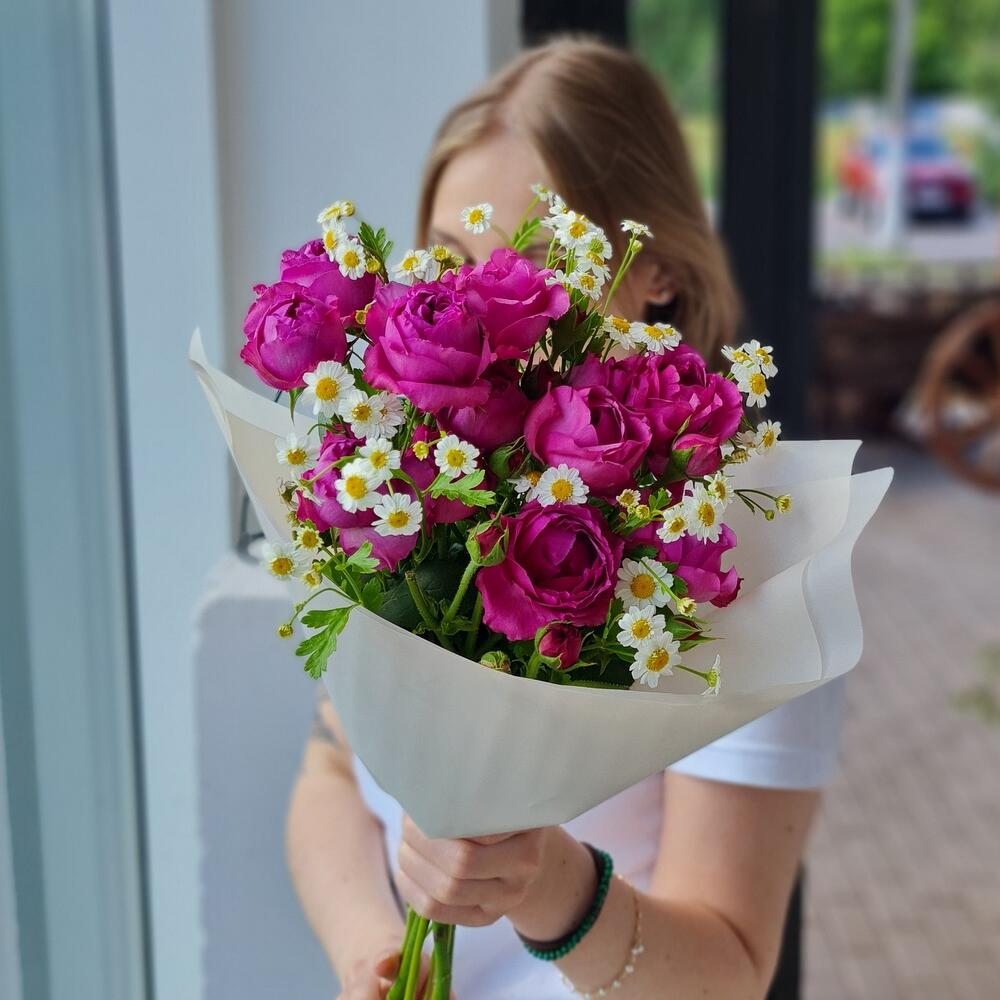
left=513, top=469, right=542, bottom=497
left=372, top=493, right=423, bottom=537
left=301, top=565, right=324, bottom=589
left=702, top=655, right=722, bottom=696
left=275, top=431, right=318, bottom=470
left=371, top=392, right=405, bottom=435
left=357, top=438, right=400, bottom=484
left=656, top=505, right=690, bottom=544
left=616, top=558, right=673, bottom=609
left=616, top=488, right=641, bottom=509
left=302, top=361, right=353, bottom=417
left=551, top=211, right=595, bottom=252
left=338, top=390, right=383, bottom=439
left=564, top=267, right=604, bottom=300
left=621, top=219, right=653, bottom=238
left=603, top=315, right=637, bottom=349
left=776, top=494, right=792, bottom=514
left=391, top=249, right=435, bottom=284
left=461, top=203, right=493, bottom=234
left=334, top=459, right=381, bottom=513
left=736, top=367, right=770, bottom=408
left=704, top=471, right=735, bottom=510
left=617, top=603, right=667, bottom=649
left=316, top=200, right=355, bottom=225
left=434, top=434, right=479, bottom=480
left=735, top=429, right=759, bottom=452
left=630, top=322, right=681, bottom=354
left=754, top=419, right=781, bottom=451
left=685, top=485, right=723, bottom=542
left=631, top=635, right=680, bottom=688
left=412, top=439, right=430, bottom=461
left=744, top=339, right=778, bottom=377
left=535, top=465, right=589, bottom=506
left=531, top=183, right=559, bottom=204
left=722, top=344, right=754, bottom=369
left=586, top=230, right=612, bottom=261
left=294, top=522, right=322, bottom=551
left=260, top=542, right=308, bottom=580
left=577, top=253, right=612, bottom=283
left=321, top=220, right=348, bottom=259
left=335, top=238, right=367, bottom=280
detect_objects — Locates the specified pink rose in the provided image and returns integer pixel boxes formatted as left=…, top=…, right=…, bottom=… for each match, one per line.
left=240, top=280, right=348, bottom=391
left=476, top=502, right=624, bottom=640
left=538, top=623, right=583, bottom=669
left=364, top=281, right=492, bottom=413
left=438, top=362, right=531, bottom=453
left=524, top=384, right=652, bottom=496
left=454, top=248, right=569, bottom=360
left=628, top=522, right=742, bottom=608
left=279, top=239, right=377, bottom=319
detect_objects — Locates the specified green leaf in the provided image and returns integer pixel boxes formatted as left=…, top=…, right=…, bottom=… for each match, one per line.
left=655, top=446, right=695, bottom=485
left=360, top=578, right=383, bottom=612
left=510, top=216, right=543, bottom=253
left=295, top=605, right=354, bottom=678
left=377, top=558, right=470, bottom=630
left=345, top=542, right=379, bottom=575
left=487, top=441, right=523, bottom=480
left=428, top=469, right=495, bottom=507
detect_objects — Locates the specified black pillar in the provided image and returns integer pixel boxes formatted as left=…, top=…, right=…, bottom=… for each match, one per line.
left=720, top=0, right=818, bottom=436
left=522, top=0, right=629, bottom=48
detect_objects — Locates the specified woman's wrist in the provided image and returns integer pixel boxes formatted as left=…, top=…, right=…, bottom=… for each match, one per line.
left=507, top=827, right=597, bottom=941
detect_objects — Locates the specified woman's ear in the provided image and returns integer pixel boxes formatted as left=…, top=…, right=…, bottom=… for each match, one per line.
left=633, top=257, right=676, bottom=307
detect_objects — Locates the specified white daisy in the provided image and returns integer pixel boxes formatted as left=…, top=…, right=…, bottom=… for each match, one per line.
left=294, top=522, right=323, bottom=551
left=601, top=314, right=637, bottom=350
left=721, top=344, right=754, bottom=369
left=754, top=419, right=781, bottom=451
left=302, top=361, right=354, bottom=417
left=321, top=221, right=348, bottom=260
left=564, top=267, right=604, bottom=300
left=339, top=389, right=384, bottom=439
left=702, top=655, right=722, bottom=696
left=335, top=238, right=367, bottom=280
left=631, top=635, right=680, bottom=688
left=585, top=230, right=612, bottom=261
left=621, top=219, right=653, bottom=238
left=577, top=253, right=612, bottom=283
left=703, top=471, right=735, bottom=510
left=551, top=211, right=595, bottom=252
left=531, top=183, right=559, bottom=204
left=617, top=603, right=667, bottom=649
left=630, top=322, right=681, bottom=354
left=513, top=470, right=542, bottom=498
left=434, top=434, right=479, bottom=480
left=357, top=438, right=400, bottom=484
left=371, top=392, right=405, bottom=435
left=301, top=564, right=324, bottom=589
left=275, top=431, right=318, bottom=470
left=616, top=558, right=673, bottom=609
left=334, top=459, right=381, bottom=513
left=616, top=488, right=640, bottom=509
left=744, top=339, right=778, bottom=377
left=316, top=200, right=355, bottom=225
left=372, top=493, right=423, bottom=537
left=461, top=203, right=493, bottom=234
left=656, top=505, right=690, bottom=544
left=685, top=485, right=723, bottom=542
left=735, top=429, right=759, bottom=452
left=736, top=367, right=770, bottom=408
left=391, top=249, right=435, bottom=284
left=535, top=465, right=589, bottom=506
left=260, top=542, right=308, bottom=580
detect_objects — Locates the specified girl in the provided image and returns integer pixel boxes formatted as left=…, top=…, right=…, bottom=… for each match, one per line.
left=287, top=38, right=843, bottom=1000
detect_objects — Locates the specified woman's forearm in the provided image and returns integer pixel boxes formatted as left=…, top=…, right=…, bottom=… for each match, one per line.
left=286, top=764, right=403, bottom=979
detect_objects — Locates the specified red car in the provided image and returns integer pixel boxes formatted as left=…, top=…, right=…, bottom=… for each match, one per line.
left=837, top=132, right=977, bottom=221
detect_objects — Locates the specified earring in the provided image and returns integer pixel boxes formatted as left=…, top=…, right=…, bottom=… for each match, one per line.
left=650, top=288, right=674, bottom=305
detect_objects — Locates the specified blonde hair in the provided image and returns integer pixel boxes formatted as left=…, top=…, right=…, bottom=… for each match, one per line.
left=418, top=38, right=740, bottom=359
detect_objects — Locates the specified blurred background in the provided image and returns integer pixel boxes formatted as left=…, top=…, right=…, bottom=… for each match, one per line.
left=1, top=2, right=997, bottom=999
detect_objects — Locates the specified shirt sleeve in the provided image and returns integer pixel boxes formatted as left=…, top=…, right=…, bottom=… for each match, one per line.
left=668, top=677, right=847, bottom=790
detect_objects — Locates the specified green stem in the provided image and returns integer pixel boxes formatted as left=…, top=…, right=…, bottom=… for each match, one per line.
left=431, top=923, right=453, bottom=1000
left=464, top=593, right=484, bottom=657
left=403, top=916, right=429, bottom=1000
left=386, top=909, right=418, bottom=1000
left=442, top=559, right=477, bottom=625
left=405, top=571, right=453, bottom=651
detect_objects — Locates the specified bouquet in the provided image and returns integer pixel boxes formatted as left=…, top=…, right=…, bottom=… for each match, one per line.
left=190, top=189, right=891, bottom=1000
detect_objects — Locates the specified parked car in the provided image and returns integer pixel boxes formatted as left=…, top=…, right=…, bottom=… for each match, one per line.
left=837, top=131, right=977, bottom=222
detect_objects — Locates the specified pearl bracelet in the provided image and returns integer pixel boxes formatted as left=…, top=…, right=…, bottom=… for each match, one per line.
left=561, top=876, right=644, bottom=999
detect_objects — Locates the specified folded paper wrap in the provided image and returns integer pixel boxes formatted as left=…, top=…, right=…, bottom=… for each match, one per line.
left=191, top=330, right=892, bottom=837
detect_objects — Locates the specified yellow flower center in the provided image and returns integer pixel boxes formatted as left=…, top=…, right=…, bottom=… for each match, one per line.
left=732, top=349, right=751, bottom=365
left=430, top=244, right=450, bottom=261
left=748, top=372, right=767, bottom=395
left=445, top=448, right=467, bottom=469
left=526, top=470, right=542, bottom=487
left=761, top=429, right=776, bottom=448
left=610, top=316, right=630, bottom=335
left=351, top=402, right=373, bottom=422
left=630, top=620, right=653, bottom=641
left=578, top=273, right=596, bottom=290
left=298, top=529, right=319, bottom=548
left=271, top=556, right=293, bottom=576
left=387, top=510, right=410, bottom=529
left=286, top=447, right=307, bottom=465
left=365, top=258, right=381, bottom=273
left=368, top=450, right=387, bottom=469
left=342, top=249, right=360, bottom=269
left=697, top=501, right=716, bottom=527
left=551, top=479, right=573, bottom=502
left=467, top=208, right=485, bottom=225
left=413, top=441, right=430, bottom=460
left=343, top=475, right=367, bottom=500
left=303, top=571, right=322, bottom=588
left=314, top=377, right=340, bottom=402
left=708, top=481, right=728, bottom=501
left=619, top=490, right=638, bottom=507
left=647, top=648, right=671, bottom=673
left=630, top=575, right=656, bottom=600
left=322, top=230, right=338, bottom=253
left=568, top=220, right=588, bottom=239
left=644, top=325, right=663, bottom=340
left=401, top=255, right=418, bottom=272
left=776, top=495, right=792, bottom=513
left=667, top=515, right=686, bottom=534
left=755, top=348, right=772, bottom=366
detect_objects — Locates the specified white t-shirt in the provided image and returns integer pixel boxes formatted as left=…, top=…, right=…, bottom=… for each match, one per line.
left=353, top=678, right=845, bottom=1000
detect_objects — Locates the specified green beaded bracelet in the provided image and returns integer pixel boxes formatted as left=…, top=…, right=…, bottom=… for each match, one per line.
left=518, top=844, right=614, bottom=961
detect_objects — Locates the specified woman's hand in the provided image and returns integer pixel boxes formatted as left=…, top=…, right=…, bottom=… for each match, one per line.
left=396, top=817, right=596, bottom=937
left=335, top=941, right=402, bottom=1000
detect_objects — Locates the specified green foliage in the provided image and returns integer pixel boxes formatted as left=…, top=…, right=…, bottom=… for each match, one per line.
left=510, top=216, right=543, bottom=253
left=357, top=222, right=393, bottom=275
left=296, top=606, right=354, bottom=679
left=427, top=470, right=496, bottom=507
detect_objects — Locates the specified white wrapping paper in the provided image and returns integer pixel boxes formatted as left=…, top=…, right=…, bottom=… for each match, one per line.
left=191, top=331, right=892, bottom=837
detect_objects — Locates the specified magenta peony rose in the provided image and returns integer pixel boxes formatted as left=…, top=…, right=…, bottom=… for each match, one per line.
left=241, top=280, right=348, bottom=391
left=438, top=361, right=531, bottom=453
left=454, top=248, right=569, bottom=360
left=524, top=384, right=652, bottom=496
left=476, top=502, right=624, bottom=640
left=538, top=623, right=583, bottom=669
left=279, top=239, right=377, bottom=319
left=364, top=281, right=492, bottom=413
left=628, top=522, right=742, bottom=608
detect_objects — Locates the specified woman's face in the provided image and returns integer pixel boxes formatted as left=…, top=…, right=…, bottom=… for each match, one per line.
left=427, top=130, right=661, bottom=321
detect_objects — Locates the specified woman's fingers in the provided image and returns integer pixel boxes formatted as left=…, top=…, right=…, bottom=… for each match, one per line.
left=395, top=866, right=496, bottom=927
left=401, top=817, right=542, bottom=882
left=398, top=840, right=512, bottom=910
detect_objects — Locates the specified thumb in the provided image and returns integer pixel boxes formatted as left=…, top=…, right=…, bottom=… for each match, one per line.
left=372, top=946, right=401, bottom=980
